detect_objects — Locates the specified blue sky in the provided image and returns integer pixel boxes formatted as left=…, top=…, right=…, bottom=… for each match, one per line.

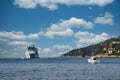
left=0, top=0, right=120, bottom=58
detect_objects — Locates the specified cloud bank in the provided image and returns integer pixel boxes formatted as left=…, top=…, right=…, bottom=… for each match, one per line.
left=94, top=12, right=114, bottom=25
left=0, top=31, right=37, bottom=58
left=75, top=31, right=111, bottom=47
left=13, top=0, right=114, bottom=10
left=42, top=17, right=93, bottom=38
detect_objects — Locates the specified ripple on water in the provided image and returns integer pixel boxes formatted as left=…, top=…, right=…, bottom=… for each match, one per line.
left=0, top=58, right=120, bottom=80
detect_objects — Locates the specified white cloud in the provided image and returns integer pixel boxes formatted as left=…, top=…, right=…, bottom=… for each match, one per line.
left=42, top=17, right=93, bottom=38
left=43, top=48, right=51, bottom=53
left=53, top=44, right=72, bottom=50
left=75, top=31, right=95, bottom=39
left=57, top=0, right=114, bottom=6
left=35, top=0, right=58, bottom=11
left=44, top=28, right=74, bottom=38
left=38, top=45, right=72, bottom=57
left=13, top=0, right=114, bottom=10
left=0, top=38, right=8, bottom=43
left=0, top=31, right=26, bottom=41
left=0, top=31, right=41, bottom=41
left=28, top=33, right=40, bottom=39
left=0, top=31, right=39, bottom=58
left=59, top=17, right=93, bottom=29
left=9, top=41, right=28, bottom=46
left=39, top=47, right=51, bottom=53
left=13, top=0, right=37, bottom=9
left=38, top=48, right=52, bottom=57
left=0, top=49, right=8, bottom=55
left=53, top=44, right=73, bottom=57
left=0, top=49, right=12, bottom=58
left=75, top=31, right=111, bottom=48
left=94, top=12, right=114, bottom=25
left=0, top=47, right=26, bottom=58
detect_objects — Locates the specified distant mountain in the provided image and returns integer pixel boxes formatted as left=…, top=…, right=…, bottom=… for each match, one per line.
left=61, top=37, right=120, bottom=58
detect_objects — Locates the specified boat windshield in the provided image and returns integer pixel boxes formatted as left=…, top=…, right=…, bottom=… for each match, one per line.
left=93, top=58, right=96, bottom=60
left=91, top=57, right=97, bottom=60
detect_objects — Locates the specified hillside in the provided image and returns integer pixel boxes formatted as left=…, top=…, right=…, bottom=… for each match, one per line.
left=61, top=37, right=120, bottom=58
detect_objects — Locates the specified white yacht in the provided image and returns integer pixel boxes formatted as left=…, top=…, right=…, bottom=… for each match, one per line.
left=25, top=44, right=39, bottom=59
left=88, top=57, right=100, bottom=63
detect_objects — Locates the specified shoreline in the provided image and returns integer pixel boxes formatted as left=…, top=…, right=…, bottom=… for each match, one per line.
left=60, top=56, right=120, bottom=58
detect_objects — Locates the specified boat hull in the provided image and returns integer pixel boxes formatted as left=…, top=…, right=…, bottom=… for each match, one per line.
left=88, top=59, right=100, bottom=63
left=25, top=47, right=39, bottom=59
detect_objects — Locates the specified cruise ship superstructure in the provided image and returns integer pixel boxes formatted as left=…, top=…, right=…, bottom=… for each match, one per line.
left=25, top=44, right=39, bottom=59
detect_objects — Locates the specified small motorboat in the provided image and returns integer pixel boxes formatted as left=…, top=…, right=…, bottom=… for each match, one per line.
left=88, top=57, right=100, bottom=63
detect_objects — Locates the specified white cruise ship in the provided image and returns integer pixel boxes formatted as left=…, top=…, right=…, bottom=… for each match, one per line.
left=25, top=44, right=39, bottom=59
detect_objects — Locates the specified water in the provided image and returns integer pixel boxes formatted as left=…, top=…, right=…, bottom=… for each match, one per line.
left=0, top=58, right=120, bottom=80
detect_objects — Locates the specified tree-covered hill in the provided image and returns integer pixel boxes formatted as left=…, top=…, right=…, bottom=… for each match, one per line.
left=61, top=37, right=120, bottom=58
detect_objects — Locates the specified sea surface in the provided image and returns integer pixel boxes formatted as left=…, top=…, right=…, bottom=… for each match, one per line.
left=0, top=58, right=120, bottom=80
